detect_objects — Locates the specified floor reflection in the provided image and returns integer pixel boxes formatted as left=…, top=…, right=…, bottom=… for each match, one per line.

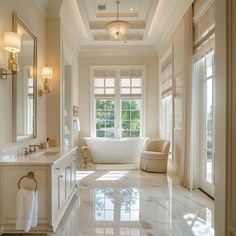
left=95, top=227, right=140, bottom=236
left=52, top=169, right=214, bottom=236
left=95, top=187, right=140, bottom=222
left=95, top=188, right=115, bottom=221
left=183, top=208, right=214, bottom=236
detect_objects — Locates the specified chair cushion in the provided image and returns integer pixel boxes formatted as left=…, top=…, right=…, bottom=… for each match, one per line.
left=140, top=155, right=168, bottom=173
left=141, top=151, right=166, bottom=160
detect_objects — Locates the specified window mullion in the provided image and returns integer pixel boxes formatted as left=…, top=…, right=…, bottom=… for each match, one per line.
left=115, top=69, right=121, bottom=138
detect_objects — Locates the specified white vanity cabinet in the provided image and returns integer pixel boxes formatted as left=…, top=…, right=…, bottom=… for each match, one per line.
left=51, top=152, right=76, bottom=230
left=0, top=147, right=77, bottom=234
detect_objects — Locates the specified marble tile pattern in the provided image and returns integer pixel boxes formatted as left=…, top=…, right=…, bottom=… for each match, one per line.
left=52, top=166, right=214, bottom=236
left=4, top=165, right=214, bottom=236
left=0, top=147, right=77, bottom=165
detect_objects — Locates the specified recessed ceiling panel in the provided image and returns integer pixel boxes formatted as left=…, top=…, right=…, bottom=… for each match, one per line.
left=73, top=0, right=193, bottom=51
left=76, top=0, right=157, bottom=43
left=94, top=0, right=141, bottom=14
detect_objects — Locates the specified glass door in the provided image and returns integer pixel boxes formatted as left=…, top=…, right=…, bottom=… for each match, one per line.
left=200, top=51, right=215, bottom=197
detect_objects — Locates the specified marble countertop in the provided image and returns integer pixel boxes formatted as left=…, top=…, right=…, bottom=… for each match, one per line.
left=0, top=147, right=77, bottom=166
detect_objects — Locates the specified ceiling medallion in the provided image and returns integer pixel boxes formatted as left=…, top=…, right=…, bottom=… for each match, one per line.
left=106, top=0, right=130, bottom=40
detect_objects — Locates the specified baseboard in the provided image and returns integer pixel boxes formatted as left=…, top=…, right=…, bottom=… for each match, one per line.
left=199, top=188, right=215, bottom=200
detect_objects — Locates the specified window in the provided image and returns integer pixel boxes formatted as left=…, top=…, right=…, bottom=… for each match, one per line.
left=27, top=77, right=34, bottom=134
left=192, top=48, right=215, bottom=197
left=91, top=67, right=145, bottom=138
left=121, top=100, right=141, bottom=138
left=160, top=54, right=172, bottom=155
left=203, top=51, right=215, bottom=184
left=96, top=100, right=115, bottom=138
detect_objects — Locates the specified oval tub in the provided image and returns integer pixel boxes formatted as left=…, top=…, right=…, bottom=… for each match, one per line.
left=83, top=137, right=148, bottom=164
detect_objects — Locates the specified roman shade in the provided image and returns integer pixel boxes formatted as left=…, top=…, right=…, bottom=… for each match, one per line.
left=193, top=0, right=215, bottom=61
left=161, top=55, right=172, bottom=99
left=120, top=69, right=142, bottom=98
left=93, top=70, right=115, bottom=98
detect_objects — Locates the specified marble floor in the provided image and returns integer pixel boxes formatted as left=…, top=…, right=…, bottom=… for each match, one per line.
left=52, top=166, right=214, bottom=236
left=5, top=166, right=214, bottom=236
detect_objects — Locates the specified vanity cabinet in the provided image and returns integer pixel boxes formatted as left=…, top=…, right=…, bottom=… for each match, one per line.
left=51, top=153, right=76, bottom=229
left=0, top=148, right=77, bottom=234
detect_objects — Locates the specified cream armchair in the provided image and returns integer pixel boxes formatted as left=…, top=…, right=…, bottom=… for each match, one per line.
left=140, top=139, right=170, bottom=173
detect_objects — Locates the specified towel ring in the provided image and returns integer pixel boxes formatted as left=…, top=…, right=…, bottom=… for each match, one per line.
left=18, top=171, right=37, bottom=191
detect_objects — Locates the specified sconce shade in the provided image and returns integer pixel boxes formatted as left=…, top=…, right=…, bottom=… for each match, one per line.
left=28, top=66, right=34, bottom=78
left=42, top=66, right=52, bottom=79
left=3, top=32, right=21, bottom=53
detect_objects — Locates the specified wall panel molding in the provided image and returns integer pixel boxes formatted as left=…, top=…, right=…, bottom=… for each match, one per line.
left=226, top=0, right=236, bottom=235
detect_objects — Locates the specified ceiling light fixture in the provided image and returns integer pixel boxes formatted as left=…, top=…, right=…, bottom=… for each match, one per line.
left=106, top=0, right=129, bottom=40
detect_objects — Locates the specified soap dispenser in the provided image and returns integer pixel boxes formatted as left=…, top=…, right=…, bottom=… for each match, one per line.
left=46, top=138, right=49, bottom=149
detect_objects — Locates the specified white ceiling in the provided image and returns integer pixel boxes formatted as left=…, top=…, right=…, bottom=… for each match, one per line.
left=36, top=0, right=193, bottom=56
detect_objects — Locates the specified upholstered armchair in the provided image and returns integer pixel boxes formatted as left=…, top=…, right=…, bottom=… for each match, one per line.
left=140, top=139, right=170, bottom=173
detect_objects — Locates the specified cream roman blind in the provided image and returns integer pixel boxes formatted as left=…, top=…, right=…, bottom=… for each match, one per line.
left=93, top=70, right=115, bottom=98
left=120, top=69, right=142, bottom=98
left=193, top=0, right=215, bottom=61
left=161, top=55, right=172, bottom=99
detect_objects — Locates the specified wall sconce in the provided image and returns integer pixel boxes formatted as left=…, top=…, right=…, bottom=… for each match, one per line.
left=0, top=32, right=21, bottom=80
left=38, top=66, right=53, bottom=96
left=28, top=66, right=34, bottom=78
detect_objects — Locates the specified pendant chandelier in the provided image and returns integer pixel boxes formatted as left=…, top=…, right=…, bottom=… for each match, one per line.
left=106, top=0, right=130, bottom=39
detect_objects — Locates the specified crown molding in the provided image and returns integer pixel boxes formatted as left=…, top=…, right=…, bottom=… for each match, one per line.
left=33, top=0, right=62, bottom=18
left=78, top=45, right=159, bottom=57
left=156, top=0, right=194, bottom=52
left=33, top=0, right=48, bottom=16
left=193, top=0, right=215, bottom=24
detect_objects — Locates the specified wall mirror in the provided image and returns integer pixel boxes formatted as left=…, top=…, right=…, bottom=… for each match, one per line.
left=12, top=13, right=37, bottom=142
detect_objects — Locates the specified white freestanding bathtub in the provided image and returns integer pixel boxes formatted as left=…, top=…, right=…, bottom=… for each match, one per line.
left=83, top=137, right=148, bottom=164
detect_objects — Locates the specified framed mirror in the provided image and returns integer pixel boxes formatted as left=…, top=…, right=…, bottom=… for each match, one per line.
left=12, top=13, right=37, bottom=142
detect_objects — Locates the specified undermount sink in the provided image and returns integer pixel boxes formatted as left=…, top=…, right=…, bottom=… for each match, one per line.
left=0, top=155, right=14, bottom=162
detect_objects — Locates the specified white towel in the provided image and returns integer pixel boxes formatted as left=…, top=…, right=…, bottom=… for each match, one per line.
left=74, top=118, right=80, bottom=132
left=16, top=188, right=38, bottom=232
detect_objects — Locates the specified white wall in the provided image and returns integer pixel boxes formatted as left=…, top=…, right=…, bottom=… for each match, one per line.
left=45, top=16, right=61, bottom=146
left=61, top=22, right=79, bottom=147
left=0, top=0, right=47, bottom=146
left=78, top=56, right=159, bottom=147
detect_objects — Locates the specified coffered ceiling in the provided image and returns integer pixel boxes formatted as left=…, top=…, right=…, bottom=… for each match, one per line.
left=36, top=0, right=193, bottom=56
left=77, top=0, right=158, bottom=43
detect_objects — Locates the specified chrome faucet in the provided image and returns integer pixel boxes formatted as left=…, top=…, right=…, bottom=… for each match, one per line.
left=29, top=144, right=40, bottom=153
left=23, top=147, right=29, bottom=155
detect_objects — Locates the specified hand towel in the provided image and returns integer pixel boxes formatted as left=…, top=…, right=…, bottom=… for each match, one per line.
left=73, top=118, right=80, bottom=132
left=31, top=190, right=38, bottom=227
left=16, top=188, right=38, bottom=232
